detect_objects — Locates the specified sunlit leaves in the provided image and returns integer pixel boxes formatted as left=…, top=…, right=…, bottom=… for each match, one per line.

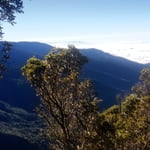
left=132, top=68, right=150, bottom=97
left=22, top=46, right=100, bottom=150
left=22, top=46, right=150, bottom=150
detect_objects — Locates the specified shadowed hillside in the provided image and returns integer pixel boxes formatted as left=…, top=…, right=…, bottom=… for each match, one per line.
left=0, top=42, right=52, bottom=111
left=0, top=42, right=148, bottom=111
left=0, top=100, right=47, bottom=150
left=0, top=133, right=40, bottom=150
left=80, top=49, right=147, bottom=108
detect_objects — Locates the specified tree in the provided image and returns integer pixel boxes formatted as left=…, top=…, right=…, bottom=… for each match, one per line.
left=0, top=41, right=11, bottom=78
left=102, top=69, right=150, bottom=150
left=22, top=44, right=150, bottom=150
left=22, top=46, right=101, bottom=150
left=0, top=0, right=23, bottom=77
left=0, top=0, right=23, bottom=38
left=132, top=68, right=150, bottom=97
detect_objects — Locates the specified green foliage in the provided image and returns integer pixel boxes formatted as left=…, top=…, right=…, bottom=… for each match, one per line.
left=22, top=46, right=101, bottom=150
left=103, top=105, right=120, bottom=115
left=0, top=0, right=23, bottom=37
left=0, top=0, right=23, bottom=78
left=22, top=57, right=46, bottom=81
left=23, top=46, right=150, bottom=150
left=140, top=68, right=150, bottom=82
left=101, top=68, right=150, bottom=150
left=0, top=101, right=45, bottom=146
left=132, top=68, right=150, bottom=97
left=0, top=41, right=12, bottom=78
left=93, top=114, right=116, bottom=150
left=122, top=94, right=140, bottom=114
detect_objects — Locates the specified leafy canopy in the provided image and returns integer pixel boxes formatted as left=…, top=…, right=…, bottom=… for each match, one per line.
left=0, top=0, right=23, bottom=77
left=22, top=45, right=150, bottom=150
left=0, top=0, right=23, bottom=37
left=22, top=46, right=103, bottom=150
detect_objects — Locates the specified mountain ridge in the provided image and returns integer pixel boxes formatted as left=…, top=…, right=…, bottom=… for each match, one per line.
left=0, top=42, right=148, bottom=110
left=0, top=41, right=148, bottom=149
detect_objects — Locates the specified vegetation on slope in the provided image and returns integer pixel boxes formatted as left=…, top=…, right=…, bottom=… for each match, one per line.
left=0, top=100, right=47, bottom=149
left=22, top=46, right=150, bottom=150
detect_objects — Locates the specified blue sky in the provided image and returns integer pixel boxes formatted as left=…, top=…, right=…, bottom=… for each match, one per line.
left=2, top=0, right=150, bottom=63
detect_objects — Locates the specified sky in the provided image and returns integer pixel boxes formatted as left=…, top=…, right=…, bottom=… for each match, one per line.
left=2, top=0, right=150, bottom=63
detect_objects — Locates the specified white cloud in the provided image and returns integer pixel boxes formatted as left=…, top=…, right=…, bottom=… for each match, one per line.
left=47, top=39, right=150, bottom=64
left=4, top=32, right=150, bottom=64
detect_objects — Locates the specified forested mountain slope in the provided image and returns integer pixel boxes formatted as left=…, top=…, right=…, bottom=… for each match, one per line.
left=0, top=42, right=148, bottom=110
